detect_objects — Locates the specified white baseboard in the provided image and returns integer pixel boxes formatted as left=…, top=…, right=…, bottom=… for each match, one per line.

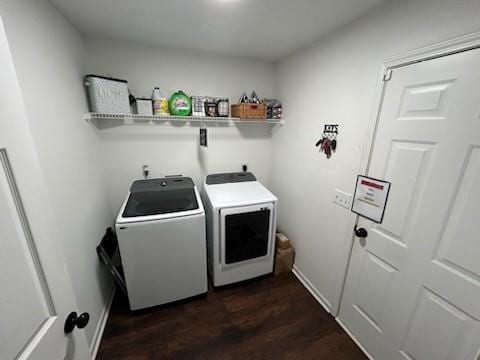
left=335, top=317, right=374, bottom=360
left=90, top=286, right=116, bottom=359
left=292, top=265, right=332, bottom=314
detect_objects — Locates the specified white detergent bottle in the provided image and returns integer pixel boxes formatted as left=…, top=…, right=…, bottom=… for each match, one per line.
left=152, top=87, right=168, bottom=115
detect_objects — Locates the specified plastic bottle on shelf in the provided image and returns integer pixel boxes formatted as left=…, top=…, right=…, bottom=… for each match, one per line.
left=168, top=90, right=192, bottom=116
left=152, top=87, right=169, bottom=115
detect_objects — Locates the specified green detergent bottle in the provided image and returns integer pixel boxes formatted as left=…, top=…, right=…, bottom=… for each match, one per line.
left=168, top=90, right=191, bottom=116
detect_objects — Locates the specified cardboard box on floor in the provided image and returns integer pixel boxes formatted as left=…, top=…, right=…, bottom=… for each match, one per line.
left=274, top=233, right=295, bottom=275
left=276, top=232, right=290, bottom=249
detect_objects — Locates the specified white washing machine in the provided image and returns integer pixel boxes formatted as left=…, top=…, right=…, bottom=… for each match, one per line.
left=115, top=177, right=207, bottom=310
left=202, top=172, right=277, bottom=287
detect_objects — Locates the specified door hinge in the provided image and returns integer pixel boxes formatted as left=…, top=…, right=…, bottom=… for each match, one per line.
left=383, top=68, right=393, bottom=81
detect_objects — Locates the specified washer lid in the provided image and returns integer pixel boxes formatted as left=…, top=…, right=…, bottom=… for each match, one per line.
left=122, top=188, right=198, bottom=218
left=130, top=177, right=195, bottom=192
left=117, top=177, right=204, bottom=223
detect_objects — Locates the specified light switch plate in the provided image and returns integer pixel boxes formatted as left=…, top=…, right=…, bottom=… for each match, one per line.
left=333, top=189, right=352, bottom=209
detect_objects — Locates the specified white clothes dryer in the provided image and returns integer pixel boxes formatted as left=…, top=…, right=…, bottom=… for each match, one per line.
left=202, top=172, right=277, bottom=287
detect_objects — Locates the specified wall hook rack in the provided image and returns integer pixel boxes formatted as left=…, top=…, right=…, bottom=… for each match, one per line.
left=315, top=124, right=339, bottom=158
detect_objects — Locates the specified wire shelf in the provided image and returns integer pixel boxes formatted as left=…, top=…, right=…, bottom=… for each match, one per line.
left=85, top=112, right=283, bottom=125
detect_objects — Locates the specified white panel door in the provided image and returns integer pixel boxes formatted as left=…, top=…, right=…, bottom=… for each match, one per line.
left=340, top=48, right=480, bottom=359
left=0, top=17, right=90, bottom=360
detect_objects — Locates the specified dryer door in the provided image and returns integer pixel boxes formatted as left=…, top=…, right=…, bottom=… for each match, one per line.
left=220, top=203, right=274, bottom=266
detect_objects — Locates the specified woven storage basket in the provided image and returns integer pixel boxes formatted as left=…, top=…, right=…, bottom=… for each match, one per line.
left=231, top=103, right=266, bottom=119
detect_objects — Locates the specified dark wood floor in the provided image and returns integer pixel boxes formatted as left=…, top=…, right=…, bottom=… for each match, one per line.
left=97, top=273, right=366, bottom=359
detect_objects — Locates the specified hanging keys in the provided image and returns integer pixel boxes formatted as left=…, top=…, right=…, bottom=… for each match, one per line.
left=322, top=137, right=332, bottom=158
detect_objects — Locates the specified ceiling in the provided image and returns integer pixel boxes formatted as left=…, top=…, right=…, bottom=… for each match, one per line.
left=49, top=0, right=389, bottom=61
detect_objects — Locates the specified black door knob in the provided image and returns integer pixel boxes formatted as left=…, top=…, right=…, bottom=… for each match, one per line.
left=64, top=311, right=90, bottom=334
left=354, top=226, right=368, bottom=238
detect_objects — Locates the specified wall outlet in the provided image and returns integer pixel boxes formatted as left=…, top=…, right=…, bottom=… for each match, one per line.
left=142, top=164, right=150, bottom=179
left=333, top=189, right=352, bottom=209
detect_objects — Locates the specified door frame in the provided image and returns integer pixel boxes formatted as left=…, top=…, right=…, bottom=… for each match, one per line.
left=337, top=30, right=480, bottom=318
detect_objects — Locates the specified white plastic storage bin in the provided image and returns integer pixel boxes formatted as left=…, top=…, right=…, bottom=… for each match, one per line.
left=84, top=75, right=130, bottom=114
left=135, top=98, right=153, bottom=115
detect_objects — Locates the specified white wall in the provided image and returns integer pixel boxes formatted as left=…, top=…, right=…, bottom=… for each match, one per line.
left=271, top=0, right=480, bottom=314
left=84, top=38, right=276, bottom=213
left=0, top=0, right=113, bottom=349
